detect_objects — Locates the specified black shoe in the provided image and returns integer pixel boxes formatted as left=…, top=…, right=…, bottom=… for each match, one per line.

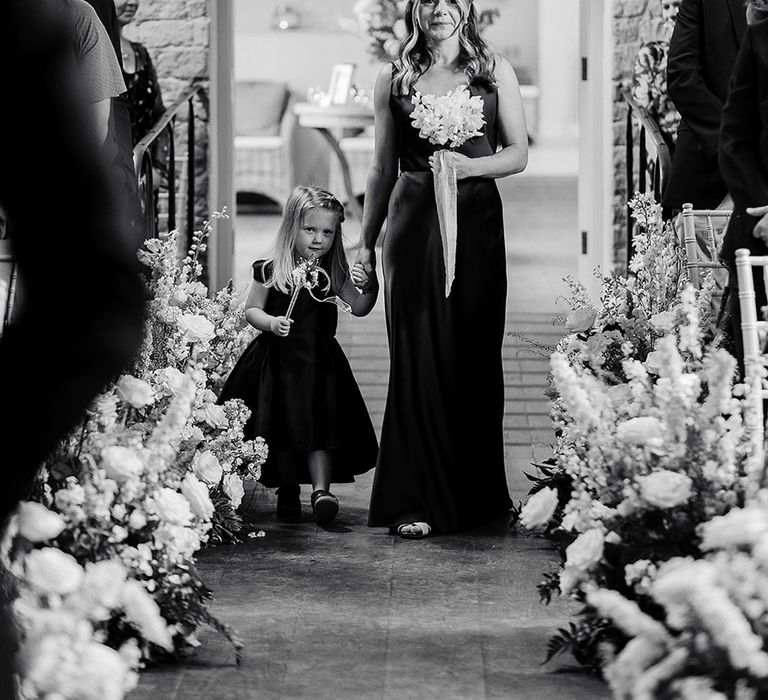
left=310, top=489, right=339, bottom=525
left=276, top=484, right=301, bottom=522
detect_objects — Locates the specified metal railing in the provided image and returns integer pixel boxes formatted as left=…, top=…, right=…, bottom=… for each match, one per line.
left=2, top=86, right=204, bottom=335
left=133, top=86, right=202, bottom=244
left=621, top=87, right=672, bottom=269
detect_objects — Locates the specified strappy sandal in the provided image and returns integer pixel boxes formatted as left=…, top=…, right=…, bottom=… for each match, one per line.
left=310, top=489, right=339, bottom=525
left=276, top=484, right=301, bottom=522
left=396, top=522, right=432, bottom=539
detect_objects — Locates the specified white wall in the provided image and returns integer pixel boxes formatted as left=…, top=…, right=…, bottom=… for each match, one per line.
left=233, top=0, right=541, bottom=94
left=538, top=0, right=580, bottom=144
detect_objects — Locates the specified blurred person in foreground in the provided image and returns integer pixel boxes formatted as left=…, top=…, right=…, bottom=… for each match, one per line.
left=719, top=0, right=768, bottom=370
left=0, top=1, right=146, bottom=696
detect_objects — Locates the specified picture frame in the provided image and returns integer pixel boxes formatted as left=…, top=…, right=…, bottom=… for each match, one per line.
left=326, top=63, right=356, bottom=106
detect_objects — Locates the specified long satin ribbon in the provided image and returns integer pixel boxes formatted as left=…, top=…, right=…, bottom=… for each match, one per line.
left=433, top=149, right=458, bottom=297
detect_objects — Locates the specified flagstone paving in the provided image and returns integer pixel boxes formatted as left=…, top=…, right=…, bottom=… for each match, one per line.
left=130, top=172, right=609, bottom=699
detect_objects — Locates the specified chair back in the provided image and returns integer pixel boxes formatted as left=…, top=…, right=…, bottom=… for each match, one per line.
left=735, top=247, right=768, bottom=471
left=681, top=203, right=730, bottom=289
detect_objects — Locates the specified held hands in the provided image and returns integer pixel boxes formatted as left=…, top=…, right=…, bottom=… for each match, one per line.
left=747, top=204, right=768, bottom=245
left=351, top=263, right=376, bottom=293
left=352, top=247, right=377, bottom=293
left=428, top=151, right=477, bottom=180
left=269, top=315, right=293, bottom=337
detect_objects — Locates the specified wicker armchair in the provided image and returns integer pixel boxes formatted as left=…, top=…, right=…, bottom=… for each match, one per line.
left=234, top=81, right=297, bottom=206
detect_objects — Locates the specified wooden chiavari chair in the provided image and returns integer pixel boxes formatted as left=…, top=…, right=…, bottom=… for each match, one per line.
left=735, top=247, right=768, bottom=462
left=681, top=202, right=731, bottom=289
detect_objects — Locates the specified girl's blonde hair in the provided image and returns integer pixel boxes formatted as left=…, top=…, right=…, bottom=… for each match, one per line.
left=265, top=185, right=349, bottom=294
left=392, top=0, right=497, bottom=96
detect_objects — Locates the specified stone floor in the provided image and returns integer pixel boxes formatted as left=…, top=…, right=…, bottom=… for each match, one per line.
left=130, top=159, right=609, bottom=699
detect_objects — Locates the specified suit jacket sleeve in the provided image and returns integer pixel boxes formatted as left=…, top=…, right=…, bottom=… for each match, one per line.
left=667, top=0, right=725, bottom=158
left=719, top=28, right=768, bottom=211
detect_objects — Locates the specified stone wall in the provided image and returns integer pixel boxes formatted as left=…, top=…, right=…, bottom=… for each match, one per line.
left=123, top=0, right=211, bottom=248
left=612, top=0, right=662, bottom=266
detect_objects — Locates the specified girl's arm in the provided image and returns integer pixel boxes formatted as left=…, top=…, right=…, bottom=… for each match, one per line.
left=337, top=274, right=379, bottom=317
left=243, top=281, right=292, bottom=336
left=442, top=58, right=529, bottom=180
left=353, top=65, right=400, bottom=274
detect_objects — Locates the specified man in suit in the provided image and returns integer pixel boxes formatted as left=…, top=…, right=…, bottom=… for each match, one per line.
left=719, top=1, right=768, bottom=369
left=663, top=0, right=747, bottom=337
left=664, top=0, right=747, bottom=211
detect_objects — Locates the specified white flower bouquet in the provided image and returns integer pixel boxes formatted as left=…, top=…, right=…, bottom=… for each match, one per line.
left=410, top=85, right=485, bottom=296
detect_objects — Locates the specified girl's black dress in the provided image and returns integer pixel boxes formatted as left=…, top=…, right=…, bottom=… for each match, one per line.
left=367, top=79, right=512, bottom=534
left=219, top=260, right=378, bottom=487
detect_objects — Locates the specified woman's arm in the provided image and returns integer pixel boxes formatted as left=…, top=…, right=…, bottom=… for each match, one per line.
left=243, top=281, right=292, bottom=336
left=337, top=274, right=379, bottom=317
left=355, top=65, right=400, bottom=262
left=449, top=58, right=528, bottom=180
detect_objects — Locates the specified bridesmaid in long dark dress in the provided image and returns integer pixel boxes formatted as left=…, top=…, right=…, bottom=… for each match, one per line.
left=354, top=0, right=529, bottom=537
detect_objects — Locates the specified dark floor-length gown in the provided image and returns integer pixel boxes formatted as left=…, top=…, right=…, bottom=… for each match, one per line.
left=367, top=79, right=512, bottom=534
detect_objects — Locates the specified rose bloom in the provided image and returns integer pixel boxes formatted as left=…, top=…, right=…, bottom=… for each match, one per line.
left=153, top=488, right=193, bottom=526
left=565, top=307, right=598, bottom=333
left=25, top=548, right=84, bottom=596
left=644, top=350, right=664, bottom=376
left=16, top=502, right=66, bottom=543
left=155, top=367, right=187, bottom=396
left=122, top=580, right=173, bottom=651
left=565, top=529, right=605, bottom=571
left=192, top=450, right=223, bottom=485
left=616, top=416, right=664, bottom=447
left=198, top=402, right=228, bottom=430
left=181, top=473, right=215, bottom=520
left=77, top=560, right=128, bottom=620
left=702, top=507, right=768, bottom=550
left=179, top=314, right=215, bottom=343
left=637, top=470, right=692, bottom=509
left=74, top=642, right=132, bottom=700
left=223, top=473, right=245, bottom=509
left=101, top=446, right=143, bottom=483
left=128, top=509, right=147, bottom=530
left=607, top=383, right=632, bottom=410
left=115, top=375, right=155, bottom=409
left=520, top=487, right=558, bottom=529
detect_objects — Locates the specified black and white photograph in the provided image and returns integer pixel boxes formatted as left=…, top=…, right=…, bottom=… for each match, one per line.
left=1, top=0, right=768, bottom=698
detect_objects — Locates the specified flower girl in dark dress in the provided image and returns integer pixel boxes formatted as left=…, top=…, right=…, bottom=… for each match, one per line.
left=219, top=186, right=379, bottom=525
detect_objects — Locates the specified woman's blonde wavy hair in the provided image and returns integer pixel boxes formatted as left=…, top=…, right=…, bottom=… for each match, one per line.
left=264, top=185, right=349, bottom=295
left=392, top=0, right=497, bottom=96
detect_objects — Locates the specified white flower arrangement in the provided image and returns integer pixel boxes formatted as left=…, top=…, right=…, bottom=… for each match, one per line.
left=519, top=193, right=762, bottom=674
left=5, top=212, right=272, bottom=696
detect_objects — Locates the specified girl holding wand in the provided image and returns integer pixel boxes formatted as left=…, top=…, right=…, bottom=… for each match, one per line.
left=219, top=185, right=378, bottom=525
